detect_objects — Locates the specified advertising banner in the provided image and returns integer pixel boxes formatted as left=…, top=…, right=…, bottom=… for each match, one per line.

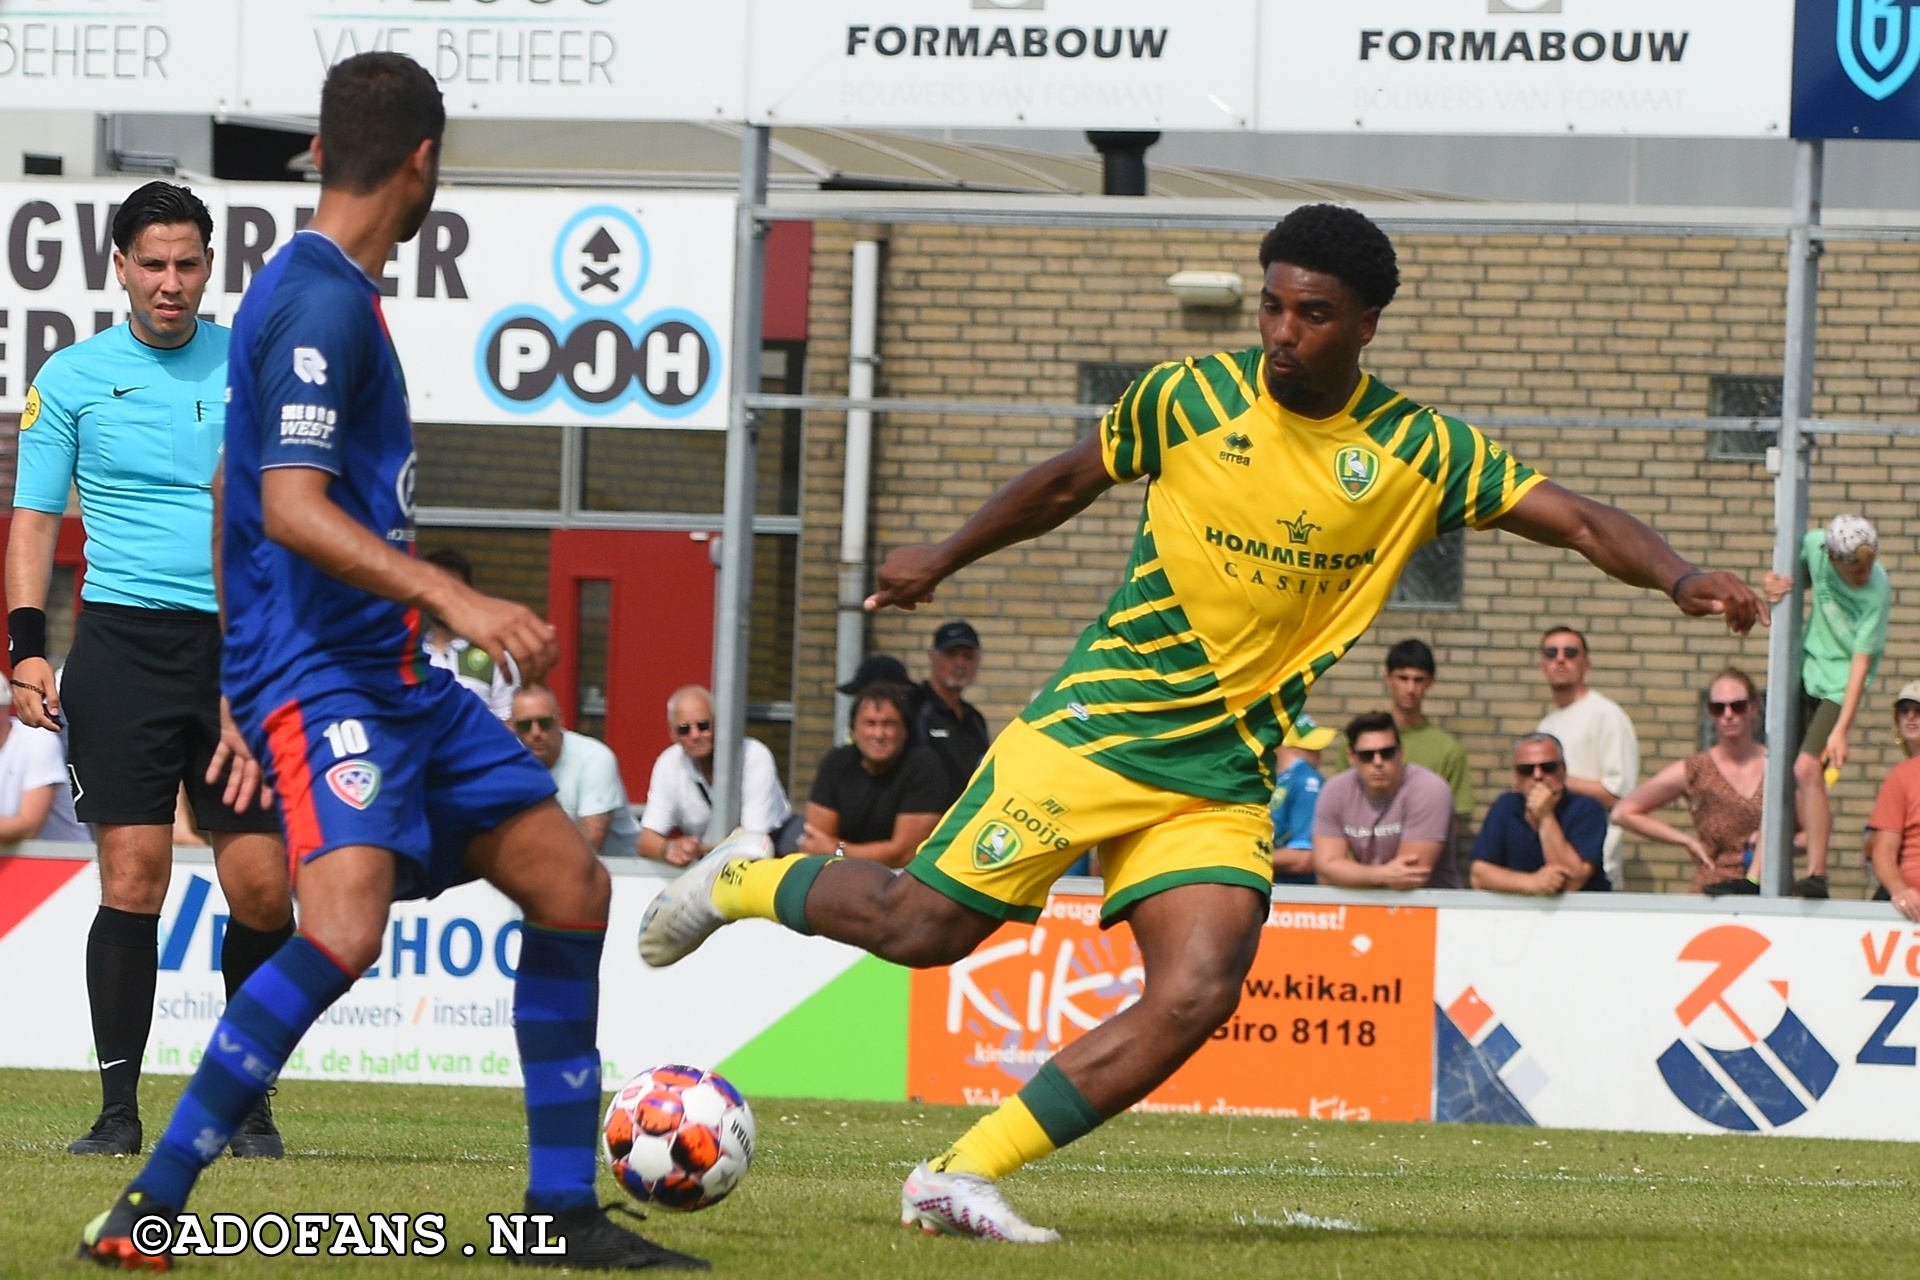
left=0, top=0, right=240, bottom=114
left=233, top=0, right=748, bottom=123
left=908, top=897, right=1435, bottom=1121
left=745, top=0, right=1257, bottom=131
left=0, top=856, right=894, bottom=1093
left=1259, top=0, right=1795, bottom=137
left=1435, top=905, right=1920, bottom=1139
left=0, top=181, right=735, bottom=429
left=1791, top=0, right=1920, bottom=139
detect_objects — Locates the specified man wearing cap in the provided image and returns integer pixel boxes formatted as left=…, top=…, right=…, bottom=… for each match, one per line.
left=913, top=621, right=991, bottom=807
left=1270, top=714, right=1336, bottom=885
left=838, top=654, right=911, bottom=703
left=1764, top=513, right=1891, bottom=898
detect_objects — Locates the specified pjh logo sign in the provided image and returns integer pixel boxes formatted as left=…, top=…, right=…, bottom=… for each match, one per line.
left=1837, top=0, right=1920, bottom=100
left=1655, top=925, right=1838, bottom=1132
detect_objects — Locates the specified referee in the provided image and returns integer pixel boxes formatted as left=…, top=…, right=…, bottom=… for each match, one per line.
left=5, top=182, right=292, bottom=1159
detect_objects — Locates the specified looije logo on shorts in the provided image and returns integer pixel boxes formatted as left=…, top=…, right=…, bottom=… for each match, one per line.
left=972, top=821, right=1023, bottom=869
left=326, top=760, right=382, bottom=811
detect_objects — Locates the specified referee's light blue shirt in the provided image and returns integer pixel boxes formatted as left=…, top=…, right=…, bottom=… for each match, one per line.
left=13, top=322, right=227, bottom=613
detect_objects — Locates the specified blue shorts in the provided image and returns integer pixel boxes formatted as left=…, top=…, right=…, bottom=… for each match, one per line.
left=256, top=679, right=558, bottom=901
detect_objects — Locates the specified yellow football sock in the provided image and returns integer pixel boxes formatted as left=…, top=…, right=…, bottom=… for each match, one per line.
left=709, top=856, right=795, bottom=922
left=931, top=1096, right=1057, bottom=1181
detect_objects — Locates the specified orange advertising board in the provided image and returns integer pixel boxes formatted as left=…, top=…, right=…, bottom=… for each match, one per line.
left=908, top=897, right=1436, bottom=1121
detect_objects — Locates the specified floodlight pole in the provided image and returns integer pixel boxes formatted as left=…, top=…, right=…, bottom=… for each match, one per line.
left=1759, top=137, right=1822, bottom=899
left=707, top=124, right=770, bottom=843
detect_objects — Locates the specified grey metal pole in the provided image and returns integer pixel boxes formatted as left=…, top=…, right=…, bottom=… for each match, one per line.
left=706, top=124, right=770, bottom=843
left=1759, top=138, right=1822, bottom=898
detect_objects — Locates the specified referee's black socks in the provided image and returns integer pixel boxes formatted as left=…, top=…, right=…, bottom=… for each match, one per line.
left=86, top=906, right=161, bottom=1114
left=221, top=917, right=296, bottom=1002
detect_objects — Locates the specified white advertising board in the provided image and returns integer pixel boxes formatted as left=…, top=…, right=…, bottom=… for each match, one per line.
left=0, top=0, right=240, bottom=113
left=745, top=0, right=1257, bottom=130
left=1257, top=0, right=1795, bottom=137
left=1435, top=904, right=1920, bottom=1139
left=0, top=181, right=735, bottom=429
left=233, top=0, right=747, bottom=123
left=0, top=858, right=866, bottom=1089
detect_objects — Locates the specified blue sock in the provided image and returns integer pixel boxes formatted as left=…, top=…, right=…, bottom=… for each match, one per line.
left=131, top=936, right=355, bottom=1208
left=516, top=922, right=606, bottom=1212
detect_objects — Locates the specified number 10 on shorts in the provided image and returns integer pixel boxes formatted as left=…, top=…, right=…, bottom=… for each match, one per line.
left=323, top=719, right=371, bottom=758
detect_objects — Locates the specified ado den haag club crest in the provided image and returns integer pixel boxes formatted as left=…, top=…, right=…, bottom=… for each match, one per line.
left=1838, top=0, right=1920, bottom=102
left=1334, top=445, right=1379, bottom=500
left=972, top=821, right=1022, bottom=870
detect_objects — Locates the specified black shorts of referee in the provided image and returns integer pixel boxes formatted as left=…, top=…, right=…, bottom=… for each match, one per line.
left=61, top=603, right=282, bottom=832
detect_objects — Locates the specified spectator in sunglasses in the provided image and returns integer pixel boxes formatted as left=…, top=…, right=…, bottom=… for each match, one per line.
left=510, top=684, right=640, bottom=858
left=637, top=684, right=797, bottom=867
left=1470, top=733, right=1609, bottom=894
left=1535, top=625, right=1639, bottom=890
left=1311, top=711, right=1458, bottom=889
left=1613, top=669, right=1768, bottom=893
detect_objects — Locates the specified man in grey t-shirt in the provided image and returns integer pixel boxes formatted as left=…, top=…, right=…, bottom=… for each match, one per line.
left=1312, top=710, right=1459, bottom=889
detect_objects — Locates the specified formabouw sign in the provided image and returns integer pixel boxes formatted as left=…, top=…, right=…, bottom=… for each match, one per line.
left=0, top=182, right=735, bottom=430
left=1260, top=0, right=1795, bottom=136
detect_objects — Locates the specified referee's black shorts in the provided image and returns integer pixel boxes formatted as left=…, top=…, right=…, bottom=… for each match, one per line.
left=61, top=602, right=281, bottom=833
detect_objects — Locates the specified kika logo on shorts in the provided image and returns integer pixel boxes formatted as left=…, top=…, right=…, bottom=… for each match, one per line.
left=1656, top=925, right=1838, bottom=1132
left=326, top=761, right=383, bottom=810
left=972, top=821, right=1023, bottom=869
left=476, top=206, right=722, bottom=421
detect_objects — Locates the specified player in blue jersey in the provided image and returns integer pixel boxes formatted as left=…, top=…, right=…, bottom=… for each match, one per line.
left=79, top=54, right=705, bottom=1272
left=6, top=181, right=291, bottom=1161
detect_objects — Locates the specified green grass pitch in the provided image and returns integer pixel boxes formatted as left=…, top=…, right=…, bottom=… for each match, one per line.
left=2, top=1067, right=1915, bottom=1277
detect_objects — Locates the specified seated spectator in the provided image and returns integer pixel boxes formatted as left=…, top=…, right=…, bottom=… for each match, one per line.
left=1612, top=669, right=1767, bottom=894
left=0, top=684, right=88, bottom=843
left=1271, top=714, right=1338, bottom=885
left=638, top=685, right=798, bottom=866
left=1865, top=679, right=1920, bottom=914
left=421, top=548, right=518, bottom=720
left=1470, top=733, right=1610, bottom=894
left=510, top=684, right=639, bottom=857
left=1312, top=711, right=1459, bottom=890
left=800, top=682, right=947, bottom=868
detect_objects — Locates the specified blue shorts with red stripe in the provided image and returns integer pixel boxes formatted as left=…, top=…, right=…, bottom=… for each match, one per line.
left=258, top=677, right=558, bottom=901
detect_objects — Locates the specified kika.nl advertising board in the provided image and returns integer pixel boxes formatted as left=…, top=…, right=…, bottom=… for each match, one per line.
left=0, top=181, right=735, bottom=429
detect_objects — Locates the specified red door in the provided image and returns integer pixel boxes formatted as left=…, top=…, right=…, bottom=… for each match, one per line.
left=546, top=529, right=717, bottom=797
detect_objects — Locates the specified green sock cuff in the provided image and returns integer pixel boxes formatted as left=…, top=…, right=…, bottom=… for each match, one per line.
left=772, top=855, right=835, bottom=936
left=1017, top=1060, right=1102, bottom=1148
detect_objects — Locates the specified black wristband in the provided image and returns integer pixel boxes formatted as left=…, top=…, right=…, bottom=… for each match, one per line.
left=1667, top=569, right=1708, bottom=602
left=7, top=608, right=46, bottom=666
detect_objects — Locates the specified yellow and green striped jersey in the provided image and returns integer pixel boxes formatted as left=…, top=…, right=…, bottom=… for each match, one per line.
left=1020, top=348, right=1543, bottom=804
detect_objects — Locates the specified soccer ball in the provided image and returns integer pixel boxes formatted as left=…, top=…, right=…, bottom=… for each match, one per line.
left=602, top=1064, right=755, bottom=1211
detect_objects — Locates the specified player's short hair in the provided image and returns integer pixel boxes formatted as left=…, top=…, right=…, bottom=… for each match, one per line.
left=851, top=681, right=913, bottom=729
left=1258, top=204, right=1400, bottom=309
left=318, top=52, right=446, bottom=194
left=424, top=547, right=473, bottom=584
left=112, top=181, right=213, bottom=253
left=1708, top=667, right=1759, bottom=703
left=1540, top=625, right=1589, bottom=653
left=1343, top=710, right=1399, bottom=750
left=1385, top=638, right=1435, bottom=675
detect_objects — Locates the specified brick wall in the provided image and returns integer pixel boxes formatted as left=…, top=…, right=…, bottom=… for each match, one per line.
left=795, top=222, right=1920, bottom=896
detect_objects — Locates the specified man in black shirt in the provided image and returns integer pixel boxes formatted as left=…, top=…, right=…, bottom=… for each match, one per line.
left=912, top=620, right=990, bottom=805
left=801, top=683, right=947, bottom=867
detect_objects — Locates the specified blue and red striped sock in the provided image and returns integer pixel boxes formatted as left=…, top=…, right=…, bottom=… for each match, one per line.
left=516, top=922, right=606, bottom=1212
left=131, top=935, right=356, bottom=1208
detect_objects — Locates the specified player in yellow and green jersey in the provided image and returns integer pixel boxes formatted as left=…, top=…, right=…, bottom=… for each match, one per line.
left=638, top=204, right=1766, bottom=1243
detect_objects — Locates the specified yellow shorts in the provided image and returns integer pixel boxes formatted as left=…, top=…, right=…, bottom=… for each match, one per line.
left=905, top=719, right=1275, bottom=927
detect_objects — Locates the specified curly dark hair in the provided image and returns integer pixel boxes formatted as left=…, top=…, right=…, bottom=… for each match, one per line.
left=1258, top=204, right=1400, bottom=309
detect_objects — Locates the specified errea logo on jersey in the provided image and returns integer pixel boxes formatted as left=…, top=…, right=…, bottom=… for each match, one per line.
left=294, top=347, right=329, bottom=385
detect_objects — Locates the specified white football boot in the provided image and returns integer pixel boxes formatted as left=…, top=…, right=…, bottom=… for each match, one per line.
left=900, top=1161, right=1061, bottom=1244
left=636, top=827, right=773, bottom=968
